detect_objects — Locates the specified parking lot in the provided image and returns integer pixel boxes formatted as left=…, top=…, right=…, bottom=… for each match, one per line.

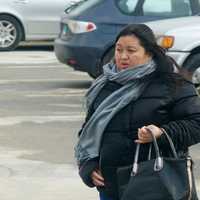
left=0, top=46, right=98, bottom=200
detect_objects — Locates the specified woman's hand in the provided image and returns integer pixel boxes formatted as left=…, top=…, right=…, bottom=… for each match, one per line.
left=91, top=169, right=105, bottom=187
left=135, top=125, right=163, bottom=144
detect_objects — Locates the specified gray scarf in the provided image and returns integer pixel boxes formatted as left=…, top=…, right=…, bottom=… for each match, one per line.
left=75, top=59, right=156, bottom=164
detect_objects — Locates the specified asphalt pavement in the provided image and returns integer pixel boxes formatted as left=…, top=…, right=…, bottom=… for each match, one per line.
left=0, top=48, right=98, bottom=200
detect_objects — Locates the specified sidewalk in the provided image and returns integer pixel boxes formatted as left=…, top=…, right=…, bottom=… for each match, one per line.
left=0, top=177, right=98, bottom=200
left=0, top=148, right=97, bottom=200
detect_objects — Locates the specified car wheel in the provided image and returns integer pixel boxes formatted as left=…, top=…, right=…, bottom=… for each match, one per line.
left=183, top=53, right=200, bottom=86
left=0, top=15, right=22, bottom=51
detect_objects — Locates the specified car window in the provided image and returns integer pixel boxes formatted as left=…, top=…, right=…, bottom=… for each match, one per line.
left=143, top=0, right=172, bottom=14
left=116, top=0, right=138, bottom=14
left=116, top=0, right=192, bottom=17
left=143, top=0, right=192, bottom=17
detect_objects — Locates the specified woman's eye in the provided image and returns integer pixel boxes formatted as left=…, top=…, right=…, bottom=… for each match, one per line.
left=128, top=49, right=136, bottom=53
left=116, top=48, right=122, bottom=52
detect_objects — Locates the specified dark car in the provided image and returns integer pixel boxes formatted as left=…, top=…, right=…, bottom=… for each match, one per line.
left=54, top=0, right=200, bottom=78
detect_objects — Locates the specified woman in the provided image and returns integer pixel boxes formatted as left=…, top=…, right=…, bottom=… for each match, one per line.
left=75, top=24, right=200, bottom=200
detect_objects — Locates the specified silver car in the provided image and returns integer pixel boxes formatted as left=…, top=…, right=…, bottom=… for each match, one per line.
left=0, top=0, right=79, bottom=51
left=146, top=16, right=200, bottom=85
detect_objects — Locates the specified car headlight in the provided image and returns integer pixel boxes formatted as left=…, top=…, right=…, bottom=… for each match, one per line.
left=157, top=35, right=174, bottom=49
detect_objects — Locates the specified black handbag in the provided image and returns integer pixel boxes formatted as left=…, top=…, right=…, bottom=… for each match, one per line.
left=117, top=128, right=199, bottom=200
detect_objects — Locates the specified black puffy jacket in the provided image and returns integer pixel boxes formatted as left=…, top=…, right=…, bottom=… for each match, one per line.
left=78, top=75, right=200, bottom=199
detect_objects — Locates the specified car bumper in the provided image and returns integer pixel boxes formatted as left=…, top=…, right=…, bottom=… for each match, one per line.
left=167, top=51, right=190, bottom=66
left=54, top=37, right=106, bottom=77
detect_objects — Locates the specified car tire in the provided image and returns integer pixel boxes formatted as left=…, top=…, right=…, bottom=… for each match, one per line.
left=0, top=15, right=23, bottom=51
left=183, top=53, right=200, bottom=86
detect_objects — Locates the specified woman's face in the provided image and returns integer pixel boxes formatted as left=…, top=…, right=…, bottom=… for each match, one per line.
left=115, top=35, right=151, bottom=71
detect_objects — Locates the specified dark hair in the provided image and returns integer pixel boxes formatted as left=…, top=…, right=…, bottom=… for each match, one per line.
left=115, top=24, right=184, bottom=88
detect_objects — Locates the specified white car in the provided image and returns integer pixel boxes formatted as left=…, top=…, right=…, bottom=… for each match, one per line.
left=145, top=16, right=200, bottom=85
left=0, top=0, right=80, bottom=51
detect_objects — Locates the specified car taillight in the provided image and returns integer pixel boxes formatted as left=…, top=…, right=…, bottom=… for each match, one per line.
left=67, top=20, right=97, bottom=34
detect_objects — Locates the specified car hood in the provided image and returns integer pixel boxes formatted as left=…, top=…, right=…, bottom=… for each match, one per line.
left=145, top=16, right=200, bottom=35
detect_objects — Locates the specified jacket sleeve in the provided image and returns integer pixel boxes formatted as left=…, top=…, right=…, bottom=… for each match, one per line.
left=79, top=158, right=99, bottom=187
left=160, top=81, right=200, bottom=151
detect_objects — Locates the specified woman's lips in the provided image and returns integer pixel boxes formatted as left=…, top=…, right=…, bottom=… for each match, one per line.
left=120, top=63, right=129, bottom=69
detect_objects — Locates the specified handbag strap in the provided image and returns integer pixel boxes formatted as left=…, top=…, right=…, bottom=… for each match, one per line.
left=160, top=128, right=178, bottom=158
left=131, top=127, right=178, bottom=176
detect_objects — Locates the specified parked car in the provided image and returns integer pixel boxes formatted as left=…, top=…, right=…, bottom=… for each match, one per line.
left=54, top=0, right=200, bottom=78
left=0, top=0, right=80, bottom=51
left=145, top=15, right=200, bottom=85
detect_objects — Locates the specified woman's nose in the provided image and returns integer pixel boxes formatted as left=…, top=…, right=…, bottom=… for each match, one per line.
left=121, top=51, right=128, bottom=59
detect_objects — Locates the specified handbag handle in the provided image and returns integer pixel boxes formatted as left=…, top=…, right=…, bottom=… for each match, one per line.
left=131, top=127, right=178, bottom=176
left=160, top=128, right=178, bottom=159
left=147, top=128, right=178, bottom=159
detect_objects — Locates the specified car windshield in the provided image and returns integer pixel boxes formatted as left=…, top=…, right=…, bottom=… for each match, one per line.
left=65, top=0, right=101, bottom=14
